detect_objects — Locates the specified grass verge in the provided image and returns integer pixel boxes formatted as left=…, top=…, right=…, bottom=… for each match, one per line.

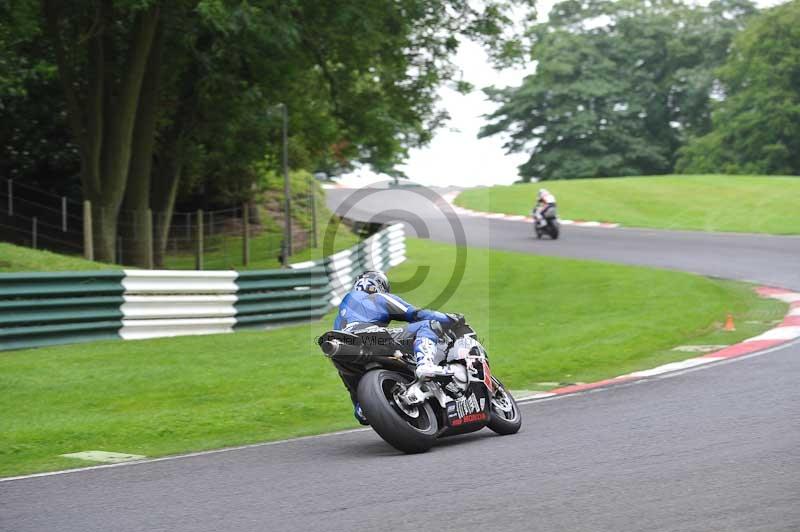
left=0, top=238, right=785, bottom=476
left=163, top=175, right=360, bottom=271
left=455, top=175, right=800, bottom=234
left=0, top=179, right=359, bottom=272
left=0, top=227, right=358, bottom=273
left=161, top=217, right=360, bottom=271
left=0, top=243, right=121, bottom=273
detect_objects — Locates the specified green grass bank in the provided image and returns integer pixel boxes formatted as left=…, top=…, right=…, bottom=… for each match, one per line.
left=0, top=171, right=358, bottom=272
left=455, top=175, right=800, bottom=234
left=0, top=222, right=358, bottom=273
left=0, top=238, right=785, bottom=476
left=0, top=243, right=121, bottom=273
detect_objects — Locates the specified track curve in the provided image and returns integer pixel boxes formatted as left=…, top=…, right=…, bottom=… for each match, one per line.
left=326, top=186, right=800, bottom=290
left=2, top=185, right=798, bottom=532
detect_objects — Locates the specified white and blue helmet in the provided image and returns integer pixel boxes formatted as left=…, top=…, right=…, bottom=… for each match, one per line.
left=353, top=270, right=390, bottom=294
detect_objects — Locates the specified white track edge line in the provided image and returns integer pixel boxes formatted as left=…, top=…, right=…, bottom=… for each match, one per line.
left=0, top=428, right=371, bottom=483
left=516, top=337, right=800, bottom=406
left=2, top=284, right=794, bottom=483
left=4, top=337, right=797, bottom=484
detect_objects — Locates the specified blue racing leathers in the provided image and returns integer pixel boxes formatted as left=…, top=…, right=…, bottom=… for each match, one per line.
left=334, top=290, right=452, bottom=368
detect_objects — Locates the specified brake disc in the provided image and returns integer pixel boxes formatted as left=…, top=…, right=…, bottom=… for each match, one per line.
left=392, top=384, right=420, bottom=419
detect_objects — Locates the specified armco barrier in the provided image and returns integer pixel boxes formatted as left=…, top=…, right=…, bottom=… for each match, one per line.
left=119, top=270, right=240, bottom=340
left=0, top=224, right=406, bottom=351
left=234, top=266, right=331, bottom=329
left=0, top=271, right=125, bottom=350
left=291, top=223, right=406, bottom=304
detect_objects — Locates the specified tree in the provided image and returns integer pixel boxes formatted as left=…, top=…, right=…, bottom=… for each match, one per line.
left=676, top=1, right=800, bottom=175
left=480, top=0, right=755, bottom=181
left=0, top=2, right=79, bottom=194
left=41, top=1, right=162, bottom=261
left=8, top=0, right=534, bottom=265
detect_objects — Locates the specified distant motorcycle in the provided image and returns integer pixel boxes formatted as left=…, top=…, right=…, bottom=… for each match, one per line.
left=318, top=317, right=521, bottom=453
left=533, top=206, right=560, bottom=240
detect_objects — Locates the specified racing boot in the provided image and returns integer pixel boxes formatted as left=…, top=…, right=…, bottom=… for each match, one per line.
left=414, top=337, right=449, bottom=379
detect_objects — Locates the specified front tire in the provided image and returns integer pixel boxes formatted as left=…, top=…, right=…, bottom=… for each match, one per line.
left=487, top=378, right=522, bottom=435
left=358, top=370, right=438, bottom=453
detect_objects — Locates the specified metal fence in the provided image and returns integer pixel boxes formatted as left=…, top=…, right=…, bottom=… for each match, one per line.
left=0, top=178, right=318, bottom=269
left=0, top=179, right=85, bottom=255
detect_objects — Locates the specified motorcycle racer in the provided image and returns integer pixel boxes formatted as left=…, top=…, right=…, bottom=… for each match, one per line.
left=333, top=270, right=456, bottom=424
left=534, top=188, right=557, bottom=226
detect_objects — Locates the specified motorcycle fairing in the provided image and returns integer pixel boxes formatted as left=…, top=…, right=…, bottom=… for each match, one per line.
left=442, top=383, right=491, bottom=430
left=466, top=355, right=495, bottom=394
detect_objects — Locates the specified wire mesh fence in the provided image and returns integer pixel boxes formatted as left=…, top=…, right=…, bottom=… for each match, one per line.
left=0, top=179, right=85, bottom=256
left=0, top=178, right=319, bottom=270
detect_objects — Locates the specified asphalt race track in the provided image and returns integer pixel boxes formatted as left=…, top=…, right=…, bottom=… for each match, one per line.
left=326, top=186, right=800, bottom=290
left=2, top=185, right=799, bottom=532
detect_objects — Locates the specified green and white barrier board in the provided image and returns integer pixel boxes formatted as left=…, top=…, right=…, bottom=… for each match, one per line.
left=291, top=223, right=406, bottom=304
left=0, top=224, right=406, bottom=351
left=0, top=271, right=126, bottom=350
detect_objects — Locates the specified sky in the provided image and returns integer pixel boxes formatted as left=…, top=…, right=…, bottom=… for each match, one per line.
left=339, top=0, right=788, bottom=188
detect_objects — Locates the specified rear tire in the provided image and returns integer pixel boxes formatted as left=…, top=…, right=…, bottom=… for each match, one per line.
left=487, top=378, right=522, bottom=435
left=548, top=221, right=560, bottom=240
left=358, top=370, right=438, bottom=454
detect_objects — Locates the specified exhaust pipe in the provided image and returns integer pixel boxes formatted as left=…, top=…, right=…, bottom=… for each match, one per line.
left=322, top=340, right=411, bottom=370
left=320, top=340, right=338, bottom=356
left=321, top=339, right=362, bottom=359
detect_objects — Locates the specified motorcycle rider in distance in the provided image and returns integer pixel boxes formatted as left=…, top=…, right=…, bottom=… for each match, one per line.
left=534, top=188, right=557, bottom=227
left=332, top=270, right=458, bottom=425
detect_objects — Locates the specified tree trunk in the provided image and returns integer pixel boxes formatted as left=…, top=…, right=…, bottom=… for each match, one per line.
left=92, top=201, right=118, bottom=263
left=122, top=22, right=164, bottom=267
left=150, top=57, right=200, bottom=268
left=44, top=1, right=161, bottom=263
left=152, top=146, right=185, bottom=268
left=247, top=197, right=261, bottom=225
left=92, top=5, right=160, bottom=262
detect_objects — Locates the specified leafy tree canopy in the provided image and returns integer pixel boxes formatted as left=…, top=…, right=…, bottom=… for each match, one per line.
left=677, top=0, right=800, bottom=175
left=1, top=0, right=535, bottom=263
left=480, top=0, right=755, bottom=181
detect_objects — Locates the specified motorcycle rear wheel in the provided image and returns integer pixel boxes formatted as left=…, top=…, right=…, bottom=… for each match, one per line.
left=548, top=221, right=560, bottom=240
left=358, top=369, right=439, bottom=454
left=487, top=378, right=522, bottom=435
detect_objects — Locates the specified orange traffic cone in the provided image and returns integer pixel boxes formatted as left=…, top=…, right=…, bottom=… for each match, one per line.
left=724, top=313, right=736, bottom=331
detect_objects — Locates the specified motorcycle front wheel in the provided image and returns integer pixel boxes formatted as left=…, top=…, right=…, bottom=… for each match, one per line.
left=487, top=377, right=522, bottom=435
left=358, top=369, right=439, bottom=454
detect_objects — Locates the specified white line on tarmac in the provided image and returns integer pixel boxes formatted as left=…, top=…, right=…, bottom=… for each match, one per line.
left=516, top=337, right=799, bottom=406
left=2, top=337, right=797, bottom=484
left=0, top=428, right=371, bottom=483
